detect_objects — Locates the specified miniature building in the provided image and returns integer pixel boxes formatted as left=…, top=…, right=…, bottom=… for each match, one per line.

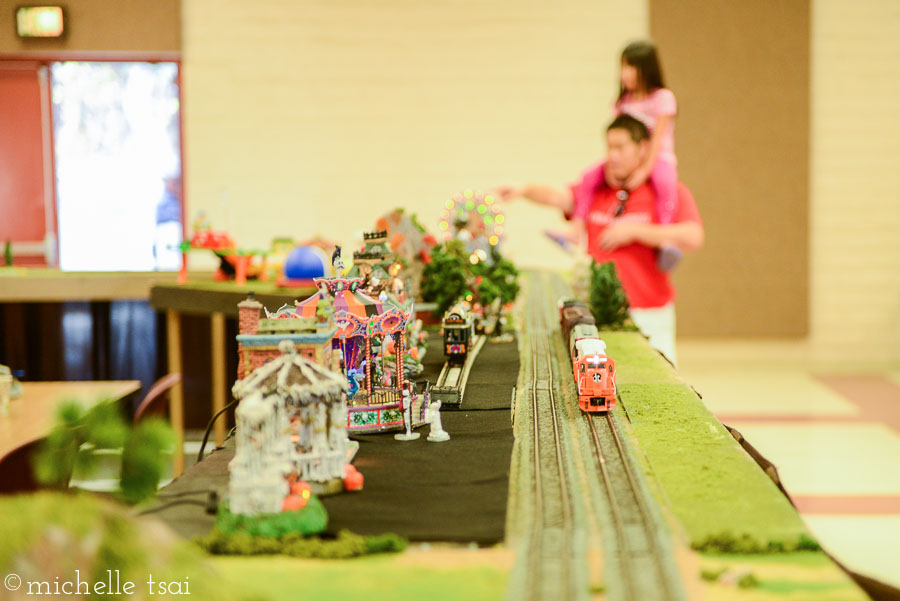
left=346, top=230, right=396, bottom=287
left=294, top=277, right=430, bottom=433
left=227, top=389, right=293, bottom=515
left=236, top=293, right=339, bottom=379
left=230, top=340, right=351, bottom=509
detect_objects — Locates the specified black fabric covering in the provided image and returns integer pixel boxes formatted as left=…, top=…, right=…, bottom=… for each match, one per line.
left=325, top=410, right=513, bottom=543
left=420, top=333, right=519, bottom=411
left=418, top=331, right=448, bottom=381
left=152, top=333, right=519, bottom=544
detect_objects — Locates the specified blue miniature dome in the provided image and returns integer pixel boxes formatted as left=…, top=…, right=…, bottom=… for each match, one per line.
left=283, top=245, right=327, bottom=280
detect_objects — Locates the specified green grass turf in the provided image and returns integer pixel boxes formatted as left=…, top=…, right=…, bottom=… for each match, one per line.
left=210, top=555, right=508, bottom=601
left=0, top=492, right=265, bottom=601
left=698, top=552, right=869, bottom=600
left=600, top=331, right=815, bottom=553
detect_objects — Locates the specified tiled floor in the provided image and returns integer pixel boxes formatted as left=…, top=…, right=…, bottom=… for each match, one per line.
left=679, top=343, right=900, bottom=589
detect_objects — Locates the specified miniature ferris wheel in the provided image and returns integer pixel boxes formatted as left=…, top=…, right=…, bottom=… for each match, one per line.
left=438, top=190, right=506, bottom=248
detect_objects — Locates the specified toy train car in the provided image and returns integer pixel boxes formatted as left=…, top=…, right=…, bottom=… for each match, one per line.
left=559, top=298, right=617, bottom=413
left=442, top=301, right=475, bottom=365
left=559, top=299, right=594, bottom=343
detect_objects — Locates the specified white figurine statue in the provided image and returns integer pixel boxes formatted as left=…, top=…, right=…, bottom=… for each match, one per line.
left=426, top=400, right=450, bottom=442
left=331, top=245, right=345, bottom=274
left=394, top=388, right=420, bottom=441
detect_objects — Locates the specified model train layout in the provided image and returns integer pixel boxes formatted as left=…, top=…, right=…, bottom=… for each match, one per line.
left=558, top=298, right=617, bottom=412
left=431, top=300, right=486, bottom=409
left=441, top=301, right=476, bottom=364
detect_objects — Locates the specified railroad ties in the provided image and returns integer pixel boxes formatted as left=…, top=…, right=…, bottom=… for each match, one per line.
left=432, top=334, right=486, bottom=409
left=505, top=271, right=686, bottom=601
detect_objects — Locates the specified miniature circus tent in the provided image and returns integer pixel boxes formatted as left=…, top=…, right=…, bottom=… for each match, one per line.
left=293, top=278, right=410, bottom=400
left=232, top=340, right=350, bottom=490
left=294, top=278, right=386, bottom=322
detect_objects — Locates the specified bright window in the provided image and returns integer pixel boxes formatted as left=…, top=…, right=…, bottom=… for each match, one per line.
left=51, top=61, right=182, bottom=271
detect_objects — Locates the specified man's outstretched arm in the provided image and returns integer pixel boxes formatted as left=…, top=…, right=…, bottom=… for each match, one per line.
left=495, top=184, right=574, bottom=215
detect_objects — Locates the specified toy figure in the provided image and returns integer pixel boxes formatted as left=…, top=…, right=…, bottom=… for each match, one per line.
left=347, top=368, right=362, bottom=399
left=332, top=245, right=345, bottom=273
left=425, top=400, right=450, bottom=442
left=394, top=389, right=420, bottom=441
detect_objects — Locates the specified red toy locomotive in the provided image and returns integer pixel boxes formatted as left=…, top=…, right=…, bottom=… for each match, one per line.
left=559, top=299, right=617, bottom=412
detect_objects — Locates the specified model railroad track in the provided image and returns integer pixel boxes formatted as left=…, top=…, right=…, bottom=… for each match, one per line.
left=431, top=334, right=486, bottom=408
left=585, top=412, right=680, bottom=601
left=542, top=269, right=683, bottom=601
left=523, top=278, right=576, bottom=601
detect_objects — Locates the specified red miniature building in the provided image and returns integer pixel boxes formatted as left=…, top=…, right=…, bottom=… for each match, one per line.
left=236, top=293, right=339, bottom=380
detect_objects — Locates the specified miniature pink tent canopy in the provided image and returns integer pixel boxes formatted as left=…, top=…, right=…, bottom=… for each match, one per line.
left=294, top=278, right=411, bottom=400
left=293, top=278, right=409, bottom=338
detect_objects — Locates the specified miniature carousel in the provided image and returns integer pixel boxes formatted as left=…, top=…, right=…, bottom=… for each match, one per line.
left=293, top=277, right=431, bottom=433
left=229, top=340, right=359, bottom=506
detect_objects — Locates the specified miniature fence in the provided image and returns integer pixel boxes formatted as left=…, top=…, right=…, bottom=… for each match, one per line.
left=349, top=387, right=401, bottom=406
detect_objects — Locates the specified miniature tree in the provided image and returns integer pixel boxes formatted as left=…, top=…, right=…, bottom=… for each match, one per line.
left=420, top=240, right=468, bottom=314
left=120, top=419, right=175, bottom=504
left=486, top=252, right=520, bottom=304
left=588, top=260, right=630, bottom=329
left=475, top=277, right=501, bottom=306
left=3, top=240, right=12, bottom=266
left=409, top=212, right=427, bottom=234
left=33, top=399, right=174, bottom=505
left=470, top=248, right=520, bottom=305
left=315, top=296, right=334, bottom=324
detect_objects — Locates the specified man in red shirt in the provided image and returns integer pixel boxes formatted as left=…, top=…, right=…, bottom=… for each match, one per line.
left=497, top=114, right=704, bottom=365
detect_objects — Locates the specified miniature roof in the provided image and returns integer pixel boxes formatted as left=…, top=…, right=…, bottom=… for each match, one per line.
left=265, top=304, right=297, bottom=319
left=296, top=281, right=382, bottom=320
left=293, top=278, right=410, bottom=338
left=235, top=391, right=273, bottom=424
left=232, top=340, right=346, bottom=406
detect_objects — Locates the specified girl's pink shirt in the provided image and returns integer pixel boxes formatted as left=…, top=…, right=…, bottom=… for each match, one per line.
left=615, top=88, right=677, bottom=164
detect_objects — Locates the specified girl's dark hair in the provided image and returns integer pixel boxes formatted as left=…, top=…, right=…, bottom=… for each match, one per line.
left=618, top=40, right=666, bottom=101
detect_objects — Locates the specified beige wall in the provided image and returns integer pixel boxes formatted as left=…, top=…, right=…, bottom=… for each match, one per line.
left=0, top=0, right=180, bottom=53
left=182, top=0, right=646, bottom=271
left=651, top=0, right=810, bottom=338
left=27, top=0, right=887, bottom=364
left=808, top=0, right=900, bottom=366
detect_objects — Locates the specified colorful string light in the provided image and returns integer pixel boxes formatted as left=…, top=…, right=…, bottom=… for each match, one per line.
left=438, top=189, right=506, bottom=246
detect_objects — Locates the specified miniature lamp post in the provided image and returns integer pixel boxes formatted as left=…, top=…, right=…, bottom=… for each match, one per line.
left=340, top=333, right=347, bottom=378
left=364, top=332, right=372, bottom=401
left=395, top=332, right=405, bottom=393
left=393, top=388, right=419, bottom=441
left=380, top=335, right=386, bottom=387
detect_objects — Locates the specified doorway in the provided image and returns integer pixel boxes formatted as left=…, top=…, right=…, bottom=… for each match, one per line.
left=50, top=61, right=183, bottom=271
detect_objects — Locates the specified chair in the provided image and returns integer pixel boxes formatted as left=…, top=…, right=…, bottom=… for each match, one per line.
left=133, top=372, right=181, bottom=424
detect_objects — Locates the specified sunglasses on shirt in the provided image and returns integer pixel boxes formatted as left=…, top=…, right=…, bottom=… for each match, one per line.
left=614, top=189, right=629, bottom=217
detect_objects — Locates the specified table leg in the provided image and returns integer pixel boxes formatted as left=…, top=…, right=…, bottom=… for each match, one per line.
left=166, top=309, right=185, bottom=476
left=211, top=311, right=227, bottom=446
